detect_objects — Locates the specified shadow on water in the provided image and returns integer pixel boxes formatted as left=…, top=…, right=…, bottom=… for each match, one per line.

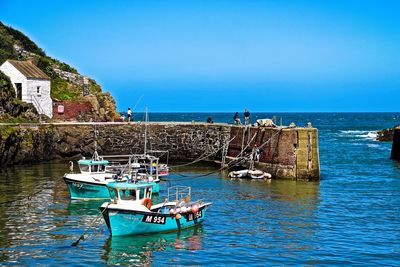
left=102, top=225, right=204, bottom=266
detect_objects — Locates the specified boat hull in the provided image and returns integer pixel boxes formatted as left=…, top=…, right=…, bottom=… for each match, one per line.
left=101, top=206, right=208, bottom=236
left=64, top=177, right=110, bottom=200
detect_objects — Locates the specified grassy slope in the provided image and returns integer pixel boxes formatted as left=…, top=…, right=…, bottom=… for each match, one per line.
left=0, top=21, right=118, bottom=121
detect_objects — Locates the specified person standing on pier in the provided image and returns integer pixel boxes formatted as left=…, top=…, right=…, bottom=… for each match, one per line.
left=244, top=108, right=250, bottom=125
left=127, top=107, right=132, bottom=122
left=233, top=112, right=241, bottom=125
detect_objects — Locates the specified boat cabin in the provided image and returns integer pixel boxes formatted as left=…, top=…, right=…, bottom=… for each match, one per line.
left=107, top=182, right=156, bottom=204
left=78, top=159, right=109, bottom=174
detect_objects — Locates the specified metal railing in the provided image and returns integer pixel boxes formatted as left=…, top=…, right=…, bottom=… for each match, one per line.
left=31, top=95, right=44, bottom=122
left=167, top=186, right=191, bottom=202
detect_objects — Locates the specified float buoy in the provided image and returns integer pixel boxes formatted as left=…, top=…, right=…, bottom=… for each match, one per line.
left=175, top=213, right=181, bottom=220
left=191, top=204, right=199, bottom=213
left=142, top=198, right=152, bottom=209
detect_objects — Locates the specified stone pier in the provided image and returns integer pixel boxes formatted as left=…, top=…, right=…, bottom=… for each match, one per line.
left=0, top=122, right=320, bottom=180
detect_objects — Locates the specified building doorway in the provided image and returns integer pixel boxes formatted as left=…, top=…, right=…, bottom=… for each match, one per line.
left=15, top=83, right=22, bottom=100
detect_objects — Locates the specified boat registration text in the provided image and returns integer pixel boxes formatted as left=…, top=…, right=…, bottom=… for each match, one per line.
left=186, top=210, right=203, bottom=221
left=142, top=215, right=166, bottom=224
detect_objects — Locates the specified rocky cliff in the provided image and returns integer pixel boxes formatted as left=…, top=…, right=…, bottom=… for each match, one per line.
left=0, top=21, right=118, bottom=122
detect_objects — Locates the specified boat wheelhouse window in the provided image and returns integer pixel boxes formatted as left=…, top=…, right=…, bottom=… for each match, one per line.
left=79, top=164, right=90, bottom=172
left=146, top=188, right=152, bottom=198
left=108, top=188, right=117, bottom=199
left=120, top=189, right=137, bottom=201
left=139, top=188, right=145, bottom=200
left=90, top=165, right=97, bottom=173
left=98, top=165, right=105, bottom=172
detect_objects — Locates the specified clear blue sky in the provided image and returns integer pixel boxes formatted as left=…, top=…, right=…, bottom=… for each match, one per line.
left=1, top=0, right=399, bottom=112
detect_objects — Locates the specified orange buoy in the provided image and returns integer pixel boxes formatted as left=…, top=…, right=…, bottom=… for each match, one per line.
left=142, top=198, right=152, bottom=209
left=175, top=213, right=181, bottom=220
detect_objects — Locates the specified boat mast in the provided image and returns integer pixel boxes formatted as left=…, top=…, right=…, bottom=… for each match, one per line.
left=93, top=124, right=99, bottom=160
left=144, top=106, right=148, bottom=155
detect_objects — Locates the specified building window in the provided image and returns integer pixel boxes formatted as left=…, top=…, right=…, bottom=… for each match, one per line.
left=36, top=86, right=41, bottom=95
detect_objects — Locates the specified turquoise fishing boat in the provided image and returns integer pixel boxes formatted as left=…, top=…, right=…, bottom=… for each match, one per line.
left=100, top=183, right=211, bottom=236
left=63, top=158, right=119, bottom=200
left=63, top=156, right=161, bottom=200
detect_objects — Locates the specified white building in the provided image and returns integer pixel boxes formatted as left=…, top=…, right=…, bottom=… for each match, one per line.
left=0, top=59, right=53, bottom=118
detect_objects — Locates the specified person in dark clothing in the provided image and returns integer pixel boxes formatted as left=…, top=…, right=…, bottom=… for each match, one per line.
left=207, top=116, right=213, bottom=123
left=233, top=112, right=241, bottom=125
left=244, top=108, right=250, bottom=125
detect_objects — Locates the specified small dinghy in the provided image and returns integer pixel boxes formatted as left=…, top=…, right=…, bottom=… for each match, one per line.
left=228, top=169, right=249, bottom=178
left=229, top=169, right=272, bottom=180
left=100, top=183, right=211, bottom=236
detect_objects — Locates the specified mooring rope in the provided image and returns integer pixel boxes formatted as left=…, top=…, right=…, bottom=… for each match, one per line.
left=167, top=130, right=256, bottom=178
left=162, top=128, right=283, bottom=181
left=71, top=203, right=110, bottom=247
left=168, top=132, right=240, bottom=169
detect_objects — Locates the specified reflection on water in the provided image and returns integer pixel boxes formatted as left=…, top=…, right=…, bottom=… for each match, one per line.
left=103, top=226, right=204, bottom=266
left=68, top=200, right=105, bottom=216
left=0, top=161, right=322, bottom=266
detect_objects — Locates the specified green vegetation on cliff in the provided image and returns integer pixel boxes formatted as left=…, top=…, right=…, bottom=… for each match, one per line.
left=0, top=21, right=118, bottom=121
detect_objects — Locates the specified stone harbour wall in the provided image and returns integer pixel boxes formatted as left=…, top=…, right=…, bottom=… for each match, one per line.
left=0, top=122, right=320, bottom=180
left=228, top=126, right=319, bottom=180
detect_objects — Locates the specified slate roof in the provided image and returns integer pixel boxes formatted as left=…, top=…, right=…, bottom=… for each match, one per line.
left=7, top=60, right=50, bottom=80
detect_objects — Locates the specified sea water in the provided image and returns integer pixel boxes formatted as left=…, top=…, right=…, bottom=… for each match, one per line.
left=0, top=113, right=399, bottom=266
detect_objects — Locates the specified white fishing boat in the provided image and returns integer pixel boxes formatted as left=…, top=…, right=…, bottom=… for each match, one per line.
left=63, top=154, right=163, bottom=200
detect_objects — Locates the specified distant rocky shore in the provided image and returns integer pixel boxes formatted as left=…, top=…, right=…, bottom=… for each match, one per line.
left=377, top=125, right=400, bottom=141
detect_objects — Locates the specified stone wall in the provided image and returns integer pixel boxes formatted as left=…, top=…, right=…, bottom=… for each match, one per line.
left=52, top=101, right=93, bottom=121
left=227, top=126, right=319, bottom=180
left=0, top=122, right=320, bottom=180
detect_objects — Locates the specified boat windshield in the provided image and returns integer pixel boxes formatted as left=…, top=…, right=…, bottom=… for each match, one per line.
left=120, top=189, right=138, bottom=201
left=90, top=164, right=105, bottom=173
left=79, top=164, right=90, bottom=173
left=113, top=187, right=152, bottom=202
left=79, top=164, right=105, bottom=173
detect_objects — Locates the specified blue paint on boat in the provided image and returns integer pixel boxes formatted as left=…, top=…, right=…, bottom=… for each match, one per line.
left=64, top=177, right=111, bottom=200
left=102, top=207, right=207, bottom=236
left=100, top=183, right=211, bottom=236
